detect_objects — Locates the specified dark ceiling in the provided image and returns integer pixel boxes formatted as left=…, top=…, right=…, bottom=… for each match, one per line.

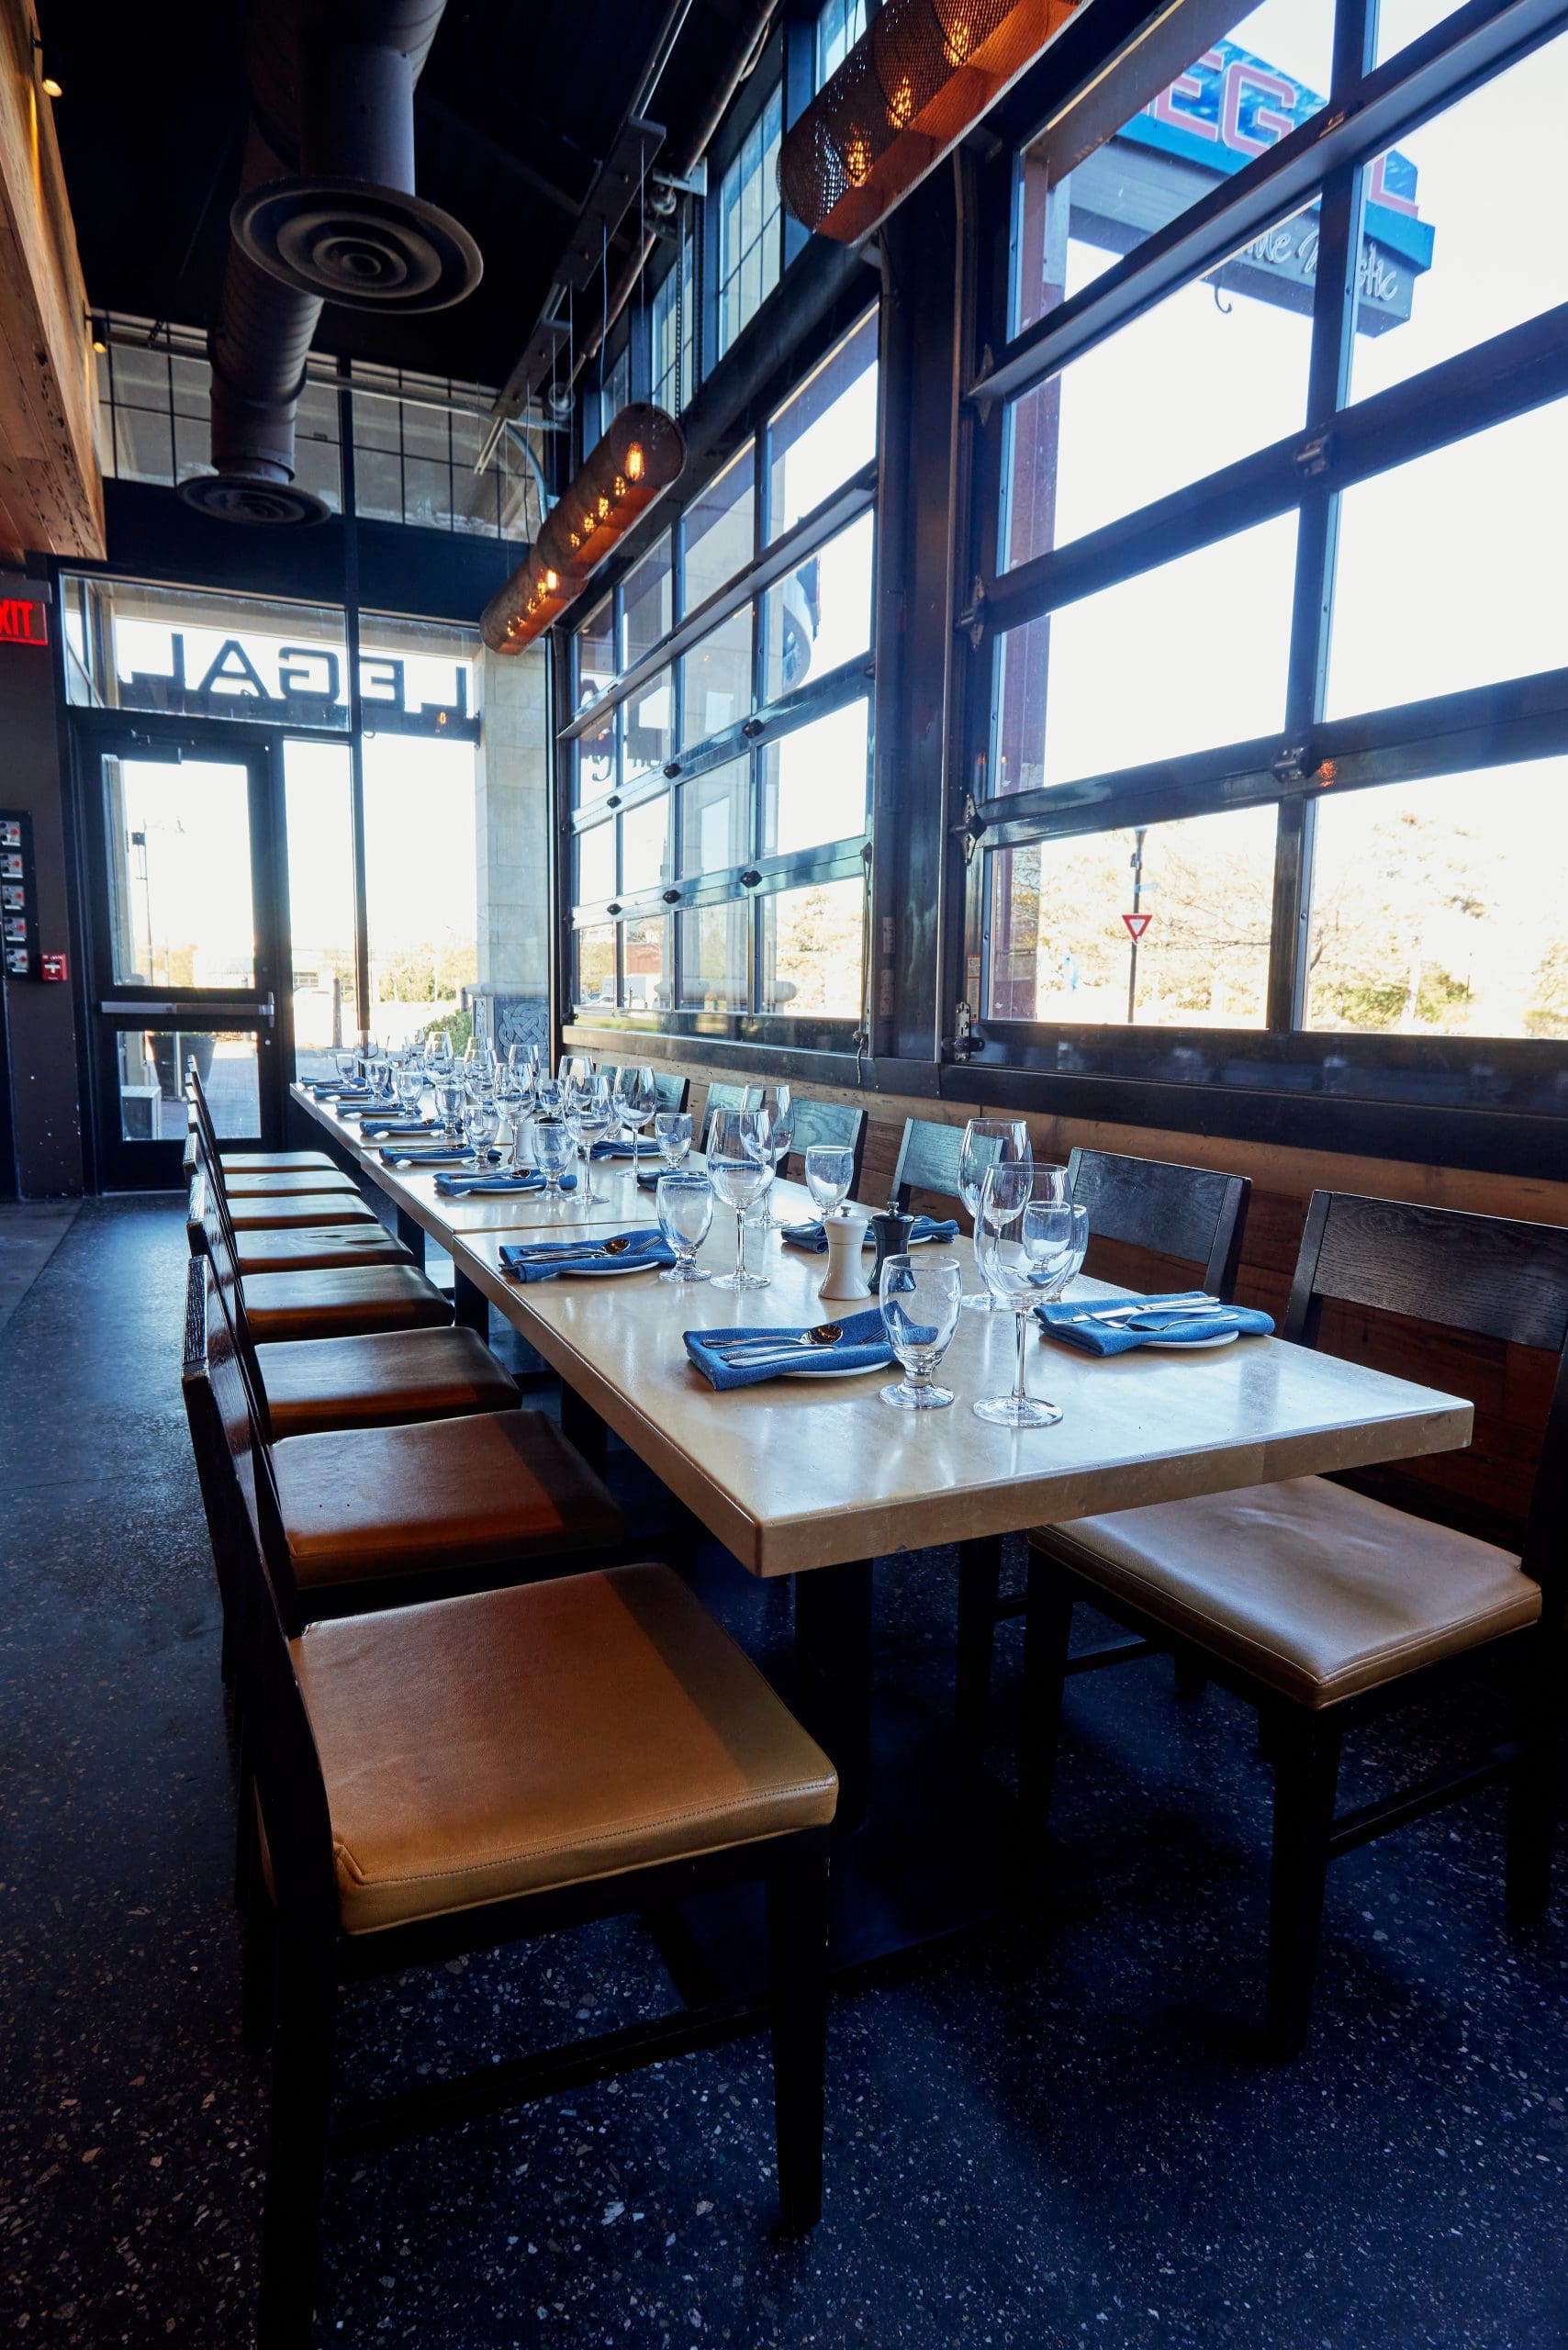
left=47, top=0, right=750, bottom=389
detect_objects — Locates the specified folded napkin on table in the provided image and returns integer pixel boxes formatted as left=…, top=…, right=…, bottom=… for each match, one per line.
left=308, top=1081, right=370, bottom=1099
left=499, top=1227, right=675, bottom=1281
left=377, top=1144, right=499, bottom=1169
left=588, top=1140, right=645, bottom=1158
left=433, top=1169, right=577, bottom=1197
left=358, top=1117, right=442, bottom=1139
left=1036, top=1292, right=1274, bottom=1357
left=684, top=1304, right=891, bottom=1391
left=780, top=1214, right=958, bottom=1253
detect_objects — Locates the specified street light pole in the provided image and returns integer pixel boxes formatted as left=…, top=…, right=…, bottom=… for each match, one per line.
left=1126, top=826, right=1147, bottom=1024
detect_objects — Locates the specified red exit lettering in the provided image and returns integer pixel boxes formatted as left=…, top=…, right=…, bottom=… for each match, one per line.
left=0, top=598, right=48, bottom=645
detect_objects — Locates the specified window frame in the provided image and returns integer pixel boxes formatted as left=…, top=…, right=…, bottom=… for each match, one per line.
left=953, top=0, right=1568, bottom=1117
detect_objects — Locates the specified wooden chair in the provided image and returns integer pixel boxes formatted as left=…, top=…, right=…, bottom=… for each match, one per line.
left=888, top=1116, right=969, bottom=1215
left=198, top=1297, right=835, bottom=2345
left=186, top=1065, right=344, bottom=1182
left=197, top=1165, right=454, bottom=1350
left=654, top=1070, right=691, bottom=1113
left=188, top=1169, right=412, bottom=1279
left=1021, top=1192, right=1568, bottom=2053
left=785, top=1098, right=868, bottom=1193
left=700, top=1080, right=761, bottom=1149
left=954, top=1146, right=1251, bottom=1741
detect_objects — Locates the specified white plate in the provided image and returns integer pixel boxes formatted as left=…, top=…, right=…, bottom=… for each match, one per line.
left=1142, top=1327, right=1238, bottom=1350
left=778, top=1353, right=894, bottom=1379
left=554, top=1254, right=666, bottom=1278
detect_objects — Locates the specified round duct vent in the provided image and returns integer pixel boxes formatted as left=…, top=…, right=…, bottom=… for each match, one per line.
left=232, top=178, right=483, bottom=311
left=177, top=473, right=330, bottom=528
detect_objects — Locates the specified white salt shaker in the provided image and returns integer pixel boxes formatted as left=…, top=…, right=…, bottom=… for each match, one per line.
left=818, top=1207, right=871, bottom=1302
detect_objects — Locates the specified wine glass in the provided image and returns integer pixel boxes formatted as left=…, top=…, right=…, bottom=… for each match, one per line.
left=748, top=1085, right=793, bottom=1225
left=655, top=1171, right=713, bottom=1282
left=558, top=1052, right=592, bottom=1089
left=708, top=1109, right=771, bottom=1292
left=972, top=1166, right=1073, bottom=1429
left=958, top=1119, right=1033, bottom=1310
left=620, top=1066, right=658, bottom=1176
left=803, top=1144, right=856, bottom=1222
left=567, top=1073, right=611, bottom=1201
left=531, top=1114, right=574, bottom=1197
left=879, top=1252, right=964, bottom=1410
left=654, top=1109, right=692, bottom=1168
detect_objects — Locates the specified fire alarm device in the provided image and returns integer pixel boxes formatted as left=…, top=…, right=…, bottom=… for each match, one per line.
left=0, top=819, right=20, bottom=848
left=39, top=951, right=67, bottom=983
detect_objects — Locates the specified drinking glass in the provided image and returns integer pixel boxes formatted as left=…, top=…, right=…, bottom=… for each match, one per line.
left=395, top=1063, right=425, bottom=1114
left=508, top=1040, right=540, bottom=1081
left=972, top=1166, right=1075, bottom=1428
left=368, top=1049, right=392, bottom=1101
left=434, top=1070, right=466, bottom=1141
left=558, top=1052, right=593, bottom=1089
left=654, top=1109, right=692, bottom=1168
left=620, top=1066, right=658, bottom=1175
left=567, top=1074, right=611, bottom=1201
left=463, top=1099, right=498, bottom=1162
left=353, top=1035, right=378, bottom=1086
left=803, top=1144, right=856, bottom=1220
left=748, top=1085, right=794, bottom=1225
left=879, top=1252, right=963, bottom=1410
left=531, top=1116, right=574, bottom=1197
left=958, top=1118, right=1033, bottom=1310
left=655, top=1171, right=713, bottom=1282
left=332, top=1047, right=357, bottom=1085
left=708, top=1109, right=771, bottom=1292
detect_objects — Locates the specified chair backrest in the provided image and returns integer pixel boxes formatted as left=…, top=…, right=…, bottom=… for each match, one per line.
left=1286, top=1191, right=1568, bottom=1596
left=785, top=1098, right=868, bottom=1191
left=180, top=1258, right=338, bottom=1929
left=890, top=1117, right=971, bottom=1212
left=700, top=1081, right=760, bottom=1148
left=1067, top=1147, right=1249, bottom=1302
left=654, top=1071, right=690, bottom=1113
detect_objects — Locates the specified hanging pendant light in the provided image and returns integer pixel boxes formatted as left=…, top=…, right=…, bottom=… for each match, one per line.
left=780, top=0, right=1080, bottom=245
left=480, top=402, right=686, bottom=654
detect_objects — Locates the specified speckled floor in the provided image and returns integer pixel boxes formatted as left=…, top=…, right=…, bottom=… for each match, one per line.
left=2, top=1198, right=1564, bottom=2349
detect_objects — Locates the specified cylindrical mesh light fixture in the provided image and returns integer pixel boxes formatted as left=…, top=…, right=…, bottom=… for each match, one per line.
left=780, top=0, right=1079, bottom=244
left=480, top=402, right=686, bottom=654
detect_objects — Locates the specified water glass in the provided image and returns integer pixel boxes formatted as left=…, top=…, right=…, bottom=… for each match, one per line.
left=567, top=1074, right=612, bottom=1200
left=655, top=1171, right=713, bottom=1282
left=972, top=1166, right=1074, bottom=1428
left=958, top=1118, right=1033, bottom=1310
left=332, top=1047, right=357, bottom=1085
left=395, top=1064, right=425, bottom=1113
left=620, top=1066, right=658, bottom=1173
left=463, top=1100, right=498, bottom=1161
left=708, top=1109, right=771, bottom=1292
left=879, top=1252, right=963, bottom=1411
left=804, top=1144, right=856, bottom=1219
left=655, top=1109, right=692, bottom=1168
left=434, top=1070, right=466, bottom=1140
left=531, top=1115, right=574, bottom=1197
left=751, top=1085, right=794, bottom=1225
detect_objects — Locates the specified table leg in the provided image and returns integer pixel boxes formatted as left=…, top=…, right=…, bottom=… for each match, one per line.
left=452, top=1268, right=489, bottom=1336
left=954, top=1533, right=1003, bottom=1749
left=396, top=1208, right=425, bottom=1267
left=559, top=1383, right=608, bottom=1477
left=792, top=1560, right=874, bottom=1831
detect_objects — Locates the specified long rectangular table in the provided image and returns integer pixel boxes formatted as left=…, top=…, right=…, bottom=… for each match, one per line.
left=293, top=1080, right=1474, bottom=1985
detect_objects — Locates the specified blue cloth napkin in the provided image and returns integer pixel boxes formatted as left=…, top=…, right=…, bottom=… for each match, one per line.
left=308, top=1081, right=369, bottom=1099
left=780, top=1214, right=958, bottom=1254
left=433, top=1169, right=578, bottom=1197
left=685, top=1304, right=891, bottom=1390
left=1036, top=1292, right=1275, bottom=1356
left=588, top=1140, right=644, bottom=1158
left=499, top=1227, right=676, bottom=1281
left=358, top=1117, right=440, bottom=1138
left=378, top=1145, right=499, bottom=1169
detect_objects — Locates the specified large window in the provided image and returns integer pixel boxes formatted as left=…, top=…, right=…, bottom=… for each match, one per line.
left=717, top=85, right=784, bottom=360
left=967, top=0, right=1568, bottom=1104
left=562, top=311, right=879, bottom=1035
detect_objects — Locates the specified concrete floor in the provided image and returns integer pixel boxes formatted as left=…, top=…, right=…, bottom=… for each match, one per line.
left=0, top=1198, right=80, bottom=1340
left=1, top=1198, right=1564, bottom=2348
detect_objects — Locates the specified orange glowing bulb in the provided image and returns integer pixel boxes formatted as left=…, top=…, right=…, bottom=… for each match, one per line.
left=626, top=442, right=644, bottom=481
left=846, top=130, right=872, bottom=185
left=945, top=17, right=972, bottom=62
left=888, top=75, right=913, bottom=127
left=597, top=494, right=610, bottom=520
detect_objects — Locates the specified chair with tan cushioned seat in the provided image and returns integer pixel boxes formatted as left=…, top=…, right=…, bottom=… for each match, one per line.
left=187, top=1172, right=413, bottom=1279
left=200, top=1179, right=453, bottom=1351
left=200, top=1317, right=835, bottom=2348
left=253, top=1326, right=521, bottom=1442
left=1020, top=1191, right=1568, bottom=2055
left=185, top=1066, right=348, bottom=1183
left=221, top=1166, right=364, bottom=1199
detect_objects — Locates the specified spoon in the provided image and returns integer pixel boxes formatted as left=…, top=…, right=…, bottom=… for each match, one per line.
left=716, top=1320, right=845, bottom=1358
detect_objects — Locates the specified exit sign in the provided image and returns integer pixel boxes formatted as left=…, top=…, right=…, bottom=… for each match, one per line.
left=0, top=598, right=48, bottom=645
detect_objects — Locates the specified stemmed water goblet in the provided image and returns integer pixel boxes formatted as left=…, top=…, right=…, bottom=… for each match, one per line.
left=462, top=1097, right=498, bottom=1166
left=332, top=1046, right=357, bottom=1087
left=434, top=1069, right=466, bottom=1143
left=878, top=1252, right=964, bottom=1410
left=972, top=1165, right=1074, bottom=1428
left=654, top=1109, right=692, bottom=1169
left=803, top=1144, right=856, bottom=1224
left=531, top=1113, right=574, bottom=1198
left=708, top=1109, right=772, bottom=1292
left=394, top=1061, right=425, bottom=1117
left=958, top=1119, right=1032, bottom=1309
left=655, top=1170, right=713, bottom=1283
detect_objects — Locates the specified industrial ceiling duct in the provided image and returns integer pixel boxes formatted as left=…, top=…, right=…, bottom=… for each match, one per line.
left=233, top=0, right=482, bottom=312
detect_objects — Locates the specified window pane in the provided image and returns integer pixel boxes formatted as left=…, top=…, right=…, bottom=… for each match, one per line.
left=363, top=732, right=477, bottom=1043
left=763, top=699, right=869, bottom=856
left=622, top=535, right=673, bottom=667
left=681, top=755, right=751, bottom=875
left=987, top=806, right=1277, bottom=1026
left=1375, top=0, right=1461, bottom=64
left=284, top=739, right=357, bottom=1082
left=621, top=793, right=673, bottom=895
left=763, top=509, right=873, bottom=701
left=767, top=310, right=878, bottom=541
left=1003, top=196, right=1316, bottom=566
left=678, top=903, right=749, bottom=1011
left=1326, top=401, right=1568, bottom=721
left=575, top=709, right=616, bottom=808
left=113, top=404, right=174, bottom=485
left=117, top=1028, right=257, bottom=1142
left=624, top=667, right=675, bottom=781
left=354, top=391, right=403, bottom=453
left=993, top=513, right=1296, bottom=793
left=573, top=923, right=617, bottom=1007
left=102, top=755, right=255, bottom=987
left=623, top=912, right=674, bottom=1011
left=1349, top=35, right=1568, bottom=406
left=682, top=444, right=755, bottom=612
left=577, top=595, right=617, bottom=710
left=762, top=878, right=864, bottom=1017
left=816, top=0, right=866, bottom=86
left=1012, top=3, right=1331, bottom=335
left=574, top=818, right=617, bottom=911
left=681, top=611, right=752, bottom=748
left=718, top=85, right=783, bottom=355
left=110, top=344, right=171, bottom=407
left=403, top=454, right=452, bottom=530
left=354, top=444, right=402, bottom=523
left=1305, top=762, right=1568, bottom=1039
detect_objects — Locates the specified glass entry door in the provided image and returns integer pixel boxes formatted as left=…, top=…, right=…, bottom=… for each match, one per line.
left=85, top=734, right=286, bottom=1189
